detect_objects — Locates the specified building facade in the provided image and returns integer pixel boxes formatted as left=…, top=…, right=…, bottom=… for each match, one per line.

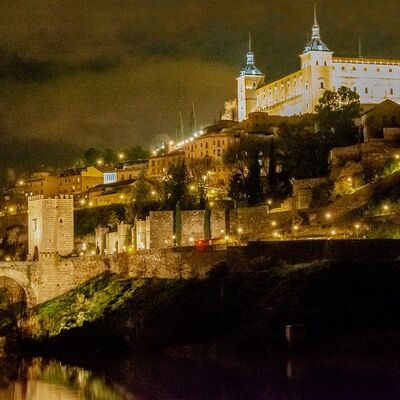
left=58, top=166, right=104, bottom=198
left=239, top=5, right=400, bottom=121
left=24, top=173, right=59, bottom=197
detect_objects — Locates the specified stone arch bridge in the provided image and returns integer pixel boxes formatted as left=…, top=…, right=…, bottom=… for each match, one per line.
left=0, top=250, right=226, bottom=308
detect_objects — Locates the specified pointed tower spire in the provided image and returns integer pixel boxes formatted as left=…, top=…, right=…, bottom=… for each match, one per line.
left=189, top=103, right=197, bottom=135
left=314, top=0, right=318, bottom=26
left=304, top=0, right=330, bottom=52
left=312, top=1, right=320, bottom=40
left=240, top=35, right=263, bottom=76
left=176, top=112, right=184, bottom=142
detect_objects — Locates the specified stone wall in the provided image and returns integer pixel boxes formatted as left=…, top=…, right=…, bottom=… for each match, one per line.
left=0, top=248, right=227, bottom=306
left=230, top=206, right=292, bottom=241
left=181, top=210, right=205, bottom=245
left=149, top=211, right=174, bottom=249
left=210, top=209, right=226, bottom=239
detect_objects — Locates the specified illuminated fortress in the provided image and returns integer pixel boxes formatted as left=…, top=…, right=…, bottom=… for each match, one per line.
left=237, top=4, right=400, bottom=121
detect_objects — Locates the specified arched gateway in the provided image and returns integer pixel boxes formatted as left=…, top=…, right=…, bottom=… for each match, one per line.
left=0, top=266, right=37, bottom=309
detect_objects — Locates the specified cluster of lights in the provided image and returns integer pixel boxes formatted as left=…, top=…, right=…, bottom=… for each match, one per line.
left=152, top=129, right=205, bottom=156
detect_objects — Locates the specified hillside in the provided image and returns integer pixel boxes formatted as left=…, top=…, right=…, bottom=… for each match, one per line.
left=21, top=259, right=400, bottom=357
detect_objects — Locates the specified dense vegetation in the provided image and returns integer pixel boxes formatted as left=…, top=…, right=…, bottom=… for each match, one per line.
left=23, top=259, right=400, bottom=356
left=74, top=204, right=126, bottom=237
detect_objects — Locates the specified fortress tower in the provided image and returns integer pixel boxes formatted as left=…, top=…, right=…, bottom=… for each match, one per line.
left=299, top=2, right=333, bottom=114
left=28, top=195, right=74, bottom=258
left=237, top=35, right=265, bottom=122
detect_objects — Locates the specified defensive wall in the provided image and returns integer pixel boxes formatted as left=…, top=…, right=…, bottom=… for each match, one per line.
left=1, top=239, right=400, bottom=307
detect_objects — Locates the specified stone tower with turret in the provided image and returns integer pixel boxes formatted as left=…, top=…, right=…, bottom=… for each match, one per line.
left=237, top=35, right=265, bottom=122
left=299, top=2, right=333, bottom=114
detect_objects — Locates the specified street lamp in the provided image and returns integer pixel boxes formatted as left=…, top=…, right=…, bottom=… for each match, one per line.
left=354, top=223, right=361, bottom=239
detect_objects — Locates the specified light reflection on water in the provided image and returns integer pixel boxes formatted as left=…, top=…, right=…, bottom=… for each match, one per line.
left=0, top=358, right=124, bottom=400
left=1, top=355, right=400, bottom=399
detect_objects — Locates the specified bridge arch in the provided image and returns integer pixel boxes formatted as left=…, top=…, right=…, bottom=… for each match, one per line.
left=0, top=268, right=37, bottom=309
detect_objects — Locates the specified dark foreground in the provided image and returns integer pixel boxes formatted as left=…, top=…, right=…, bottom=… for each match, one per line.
left=2, top=352, right=400, bottom=399
left=5, top=258, right=400, bottom=398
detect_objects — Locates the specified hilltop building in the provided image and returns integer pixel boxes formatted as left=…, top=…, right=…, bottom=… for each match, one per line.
left=58, top=166, right=104, bottom=198
left=238, top=4, right=400, bottom=121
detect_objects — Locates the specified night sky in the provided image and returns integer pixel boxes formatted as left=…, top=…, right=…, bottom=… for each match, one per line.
left=0, top=0, right=399, bottom=179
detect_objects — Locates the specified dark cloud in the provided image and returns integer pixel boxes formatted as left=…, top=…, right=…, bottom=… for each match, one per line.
left=0, top=0, right=398, bottom=177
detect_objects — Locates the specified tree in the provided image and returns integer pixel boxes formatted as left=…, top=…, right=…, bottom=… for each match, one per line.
left=315, top=86, right=361, bottom=146
left=203, top=203, right=211, bottom=240
left=107, top=211, right=120, bottom=229
left=223, top=136, right=272, bottom=205
left=162, top=161, right=193, bottom=210
left=174, top=201, right=182, bottom=246
left=84, top=148, right=102, bottom=166
left=188, top=156, right=214, bottom=209
left=131, top=170, right=152, bottom=219
left=102, top=148, right=118, bottom=165
left=126, top=146, right=150, bottom=161
left=277, top=121, right=328, bottom=180
left=228, top=173, right=245, bottom=207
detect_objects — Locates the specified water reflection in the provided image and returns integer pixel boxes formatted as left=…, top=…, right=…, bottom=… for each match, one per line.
left=0, top=358, right=123, bottom=400
left=0, top=354, right=400, bottom=399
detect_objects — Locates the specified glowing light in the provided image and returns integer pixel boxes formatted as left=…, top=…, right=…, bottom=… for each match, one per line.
left=210, top=201, right=214, bottom=206
left=79, top=252, right=84, bottom=256
left=224, top=235, right=229, bottom=241
left=293, top=225, right=299, bottom=231
left=189, top=237, right=194, bottom=243
left=238, top=227, right=243, bottom=234
left=325, top=212, right=332, bottom=219
left=271, top=220, right=277, bottom=227
left=273, top=231, right=279, bottom=238
left=395, top=154, right=400, bottom=160
left=80, top=199, right=86, bottom=205
left=151, top=190, right=156, bottom=196
left=347, top=177, right=353, bottom=183
left=354, top=223, right=360, bottom=229
left=91, top=250, right=96, bottom=256
left=89, top=201, right=93, bottom=207
left=96, top=159, right=103, bottom=166
left=119, top=194, right=125, bottom=200
left=383, top=204, right=389, bottom=211
left=331, top=230, right=337, bottom=235
left=5, top=257, right=11, bottom=262
left=220, top=229, right=225, bottom=234
left=189, top=185, right=195, bottom=191
left=18, top=180, right=24, bottom=186
left=267, top=199, right=272, bottom=205
left=82, top=243, right=87, bottom=250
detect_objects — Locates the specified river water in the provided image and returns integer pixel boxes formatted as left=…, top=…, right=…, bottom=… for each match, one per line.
left=1, top=354, right=400, bottom=399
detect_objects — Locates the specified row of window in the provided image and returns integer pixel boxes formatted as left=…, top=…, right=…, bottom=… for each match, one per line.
left=335, top=65, right=396, bottom=73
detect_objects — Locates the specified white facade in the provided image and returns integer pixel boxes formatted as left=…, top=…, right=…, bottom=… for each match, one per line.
left=240, top=7, right=400, bottom=119
left=28, top=195, right=74, bottom=257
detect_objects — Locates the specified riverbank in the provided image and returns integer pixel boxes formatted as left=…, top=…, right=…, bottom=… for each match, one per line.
left=18, top=258, right=400, bottom=358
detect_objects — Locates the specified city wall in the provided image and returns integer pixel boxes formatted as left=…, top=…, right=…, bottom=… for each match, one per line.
left=0, top=239, right=399, bottom=306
